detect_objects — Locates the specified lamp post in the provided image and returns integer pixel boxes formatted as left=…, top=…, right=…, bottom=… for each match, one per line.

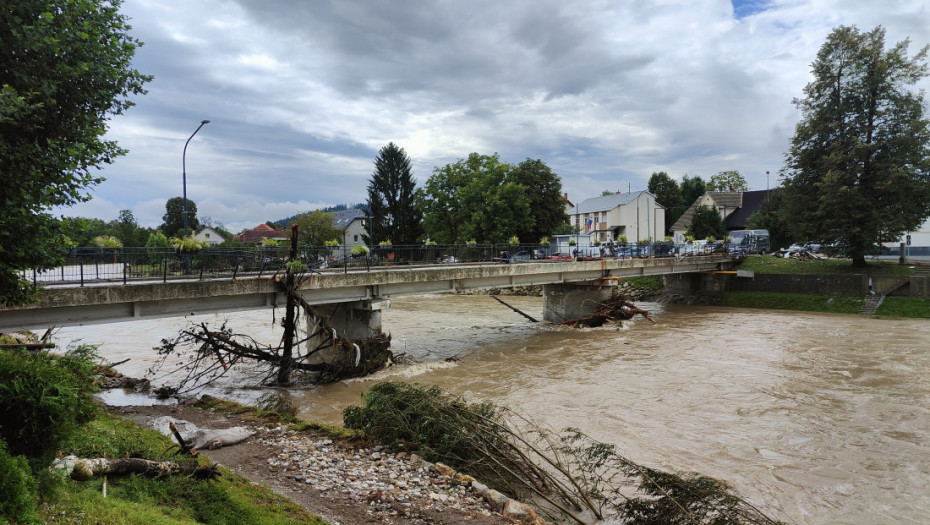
left=182, top=120, right=210, bottom=237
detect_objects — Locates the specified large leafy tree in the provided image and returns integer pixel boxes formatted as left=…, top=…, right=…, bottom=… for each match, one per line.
left=782, top=25, right=930, bottom=267
left=708, top=170, right=749, bottom=192
left=417, top=153, right=530, bottom=244
left=366, top=142, right=423, bottom=245
left=648, top=171, right=684, bottom=235
left=161, top=197, right=199, bottom=237
left=294, top=210, right=342, bottom=247
left=0, top=0, right=150, bottom=304
left=508, top=158, right=567, bottom=243
left=680, top=175, right=707, bottom=206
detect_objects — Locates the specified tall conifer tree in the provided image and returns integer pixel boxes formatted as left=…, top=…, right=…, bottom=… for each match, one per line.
left=782, top=25, right=930, bottom=267
left=365, top=143, right=423, bottom=245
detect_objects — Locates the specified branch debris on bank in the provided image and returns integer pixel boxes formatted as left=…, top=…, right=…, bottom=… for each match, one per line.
left=148, top=224, right=395, bottom=395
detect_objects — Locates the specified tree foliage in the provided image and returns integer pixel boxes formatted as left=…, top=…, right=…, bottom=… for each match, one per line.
left=708, top=170, right=750, bottom=192
left=680, top=175, right=707, bottom=206
left=782, top=25, right=930, bottom=267
left=417, top=153, right=564, bottom=244
left=687, top=205, right=727, bottom=240
left=508, top=158, right=568, bottom=243
left=365, top=142, right=424, bottom=245
left=293, top=210, right=342, bottom=246
left=161, top=197, right=199, bottom=238
left=746, top=189, right=794, bottom=250
left=0, top=0, right=150, bottom=305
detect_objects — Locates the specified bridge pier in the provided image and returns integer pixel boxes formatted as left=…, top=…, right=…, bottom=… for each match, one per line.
left=304, top=299, right=389, bottom=367
left=542, top=282, right=615, bottom=323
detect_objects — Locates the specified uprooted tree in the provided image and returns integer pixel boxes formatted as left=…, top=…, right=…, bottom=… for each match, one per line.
left=344, top=381, right=784, bottom=525
left=149, top=224, right=394, bottom=394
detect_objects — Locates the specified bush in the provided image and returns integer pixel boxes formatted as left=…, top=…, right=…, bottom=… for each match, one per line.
left=0, top=346, right=99, bottom=460
left=0, top=439, right=38, bottom=524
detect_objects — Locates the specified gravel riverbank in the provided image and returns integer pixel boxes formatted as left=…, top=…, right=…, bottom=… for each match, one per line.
left=111, top=401, right=543, bottom=525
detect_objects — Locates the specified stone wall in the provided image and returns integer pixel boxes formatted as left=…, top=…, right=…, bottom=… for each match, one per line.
left=664, top=273, right=928, bottom=298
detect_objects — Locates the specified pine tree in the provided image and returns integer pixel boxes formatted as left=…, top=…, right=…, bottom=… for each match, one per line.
left=366, top=143, right=423, bottom=245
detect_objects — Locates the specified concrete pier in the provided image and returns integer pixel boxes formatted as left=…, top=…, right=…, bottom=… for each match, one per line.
left=542, top=282, right=616, bottom=323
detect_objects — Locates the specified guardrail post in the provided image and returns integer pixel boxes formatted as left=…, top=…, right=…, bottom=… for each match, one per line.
left=163, top=256, right=168, bottom=283
left=199, top=251, right=205, bottom=280
left=122, top=249, right=127, bottom=285
left=80, top=255, right=84, bottom=286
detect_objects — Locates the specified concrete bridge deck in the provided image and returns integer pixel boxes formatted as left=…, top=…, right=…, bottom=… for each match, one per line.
left=0, top=256, right=736, bottom=331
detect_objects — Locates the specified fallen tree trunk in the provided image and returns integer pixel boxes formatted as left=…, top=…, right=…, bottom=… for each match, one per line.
left=59, top=456, right=220, bottom=481
left=559, top=293, right=655, bottom=328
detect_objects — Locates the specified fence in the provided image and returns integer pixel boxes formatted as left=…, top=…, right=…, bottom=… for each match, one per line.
left=20, top=241, right=728, bottom=287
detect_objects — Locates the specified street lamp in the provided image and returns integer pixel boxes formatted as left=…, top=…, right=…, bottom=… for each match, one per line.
left=182, top=120, right=210, bottom=237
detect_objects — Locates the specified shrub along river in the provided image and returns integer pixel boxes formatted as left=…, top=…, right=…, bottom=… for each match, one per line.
left=55, top=294, right=929, bottom=524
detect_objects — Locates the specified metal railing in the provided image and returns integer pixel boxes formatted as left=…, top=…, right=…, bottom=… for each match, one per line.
left=20, top=241, right=731, bottom=287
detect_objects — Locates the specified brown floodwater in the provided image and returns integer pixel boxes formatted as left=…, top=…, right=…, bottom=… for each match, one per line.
left=55, top=295, right=930, bottom=524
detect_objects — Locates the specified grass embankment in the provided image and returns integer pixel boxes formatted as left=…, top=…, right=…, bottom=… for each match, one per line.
left=0, top=344, right=329, bottom=525
left=42, top=412, right=329, bottom=525
left=725, top=256, right=929, bottom=318
left=736, top=255, right=914, bottom=276
left=38, top=412, right=327, bottom=525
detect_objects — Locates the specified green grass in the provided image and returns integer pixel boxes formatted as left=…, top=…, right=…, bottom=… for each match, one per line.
left=721, top=291, right=863, bottom=314
left=39, top=411, right=329, bottom=525
left=874, top=296, right=930, bottom=318
left=737, top=255, right=914, bottom=276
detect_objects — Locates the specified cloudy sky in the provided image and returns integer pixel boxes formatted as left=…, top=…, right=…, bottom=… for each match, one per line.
left=63, top=0, right=930, bottom=234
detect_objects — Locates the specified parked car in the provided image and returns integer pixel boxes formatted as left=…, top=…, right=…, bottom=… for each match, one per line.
left=546, top=252, right=572, bottom=260
left=511, top=251, right=532, bottom=262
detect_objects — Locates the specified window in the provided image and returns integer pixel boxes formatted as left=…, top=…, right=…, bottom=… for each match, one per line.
left=354, top=235, right=358, bottom=242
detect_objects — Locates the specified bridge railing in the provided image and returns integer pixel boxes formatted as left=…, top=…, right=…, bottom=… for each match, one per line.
left=20, top=241, right=731, bottom=287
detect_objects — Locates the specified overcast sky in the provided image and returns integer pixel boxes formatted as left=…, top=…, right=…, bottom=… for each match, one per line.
left=61, top=0, right=930, bottom=234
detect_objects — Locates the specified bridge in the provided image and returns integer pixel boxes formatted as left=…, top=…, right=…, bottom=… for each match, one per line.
left=0, top=255, right=737, bottom=333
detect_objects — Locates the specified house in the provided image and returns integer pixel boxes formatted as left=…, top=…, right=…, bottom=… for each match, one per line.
left=568, top=191, right=666, bottom=244
left=234, top=223, right=289, bottom=244
left=332, top=209, right=368, bottom=247
left=670, top=190, right=770, bottom=243
left=193, top=226, right=224, bottom=246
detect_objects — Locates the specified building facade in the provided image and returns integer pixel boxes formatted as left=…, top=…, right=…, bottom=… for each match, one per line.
left=569, top=191, right=666, bottom=244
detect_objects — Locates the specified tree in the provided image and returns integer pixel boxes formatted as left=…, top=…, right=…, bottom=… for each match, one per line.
left=59, top=216, right=109, bottom=247
left=161, top=197, right=199, bottom=237
left=366, top=142, right=423, bottom=245
left=680, top=175, right=707, bottom=206
left=782, top=25, right=930, bottom=267
left=509, top=158, right=568, bottom=243
left=418, top=153, right=530, bottom=244
left=708, top=171, right=749, bottom=192
left=294, top=210, right=342, bottom=246
left=0, top=0, right=150, bottom=305
left=113, top=209, right=149, bottom=247
left=746, top=189, right=794, bottom=251
left=687, top=205, right=727, bottom=240
left=648, top=171, right=684, bottom=235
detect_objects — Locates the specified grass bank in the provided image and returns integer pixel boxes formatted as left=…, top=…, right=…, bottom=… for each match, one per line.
left=41, top=412, right=329, bottom=525
left=722, top=256, right=930, bottom=318
left=736, top=255, right=914, bottom=276
left=721, top=291, right=862, bottom=314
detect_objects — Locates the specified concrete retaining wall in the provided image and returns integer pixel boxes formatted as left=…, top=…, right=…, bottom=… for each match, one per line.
left=664, top=273, right=928, bottom=298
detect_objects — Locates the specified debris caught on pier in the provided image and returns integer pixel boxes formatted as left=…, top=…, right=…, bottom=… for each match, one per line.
left=559, top=292, right=656, bottom=328
left=148, top=224, right=396, bottom=395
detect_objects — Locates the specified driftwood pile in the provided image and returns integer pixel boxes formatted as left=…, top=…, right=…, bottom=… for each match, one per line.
left=559, top=293, right=655, bottom=328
